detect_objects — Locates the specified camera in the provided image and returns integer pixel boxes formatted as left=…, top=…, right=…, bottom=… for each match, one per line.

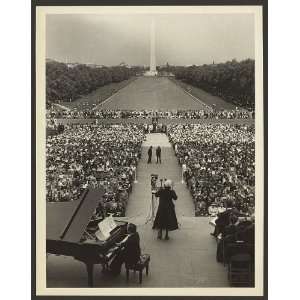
left=151, top=174, right=158, bottom=193
left=151, top=174, right=167, bottom=194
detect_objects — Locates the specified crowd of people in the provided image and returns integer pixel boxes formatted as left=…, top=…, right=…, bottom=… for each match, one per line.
left=168, top=123, right=255, bottom=217
left=212, top=207, right=255, bottom=261
left=46, top=114, right=256, bottom=285
left=46, top=124, right=145, bottom=217
left=46, top=107, right=254, bottom=120
left=209, top=203, right=255, bottom=286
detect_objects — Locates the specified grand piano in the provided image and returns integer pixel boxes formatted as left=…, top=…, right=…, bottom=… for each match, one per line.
left=46, top=188, right=128, bottom=287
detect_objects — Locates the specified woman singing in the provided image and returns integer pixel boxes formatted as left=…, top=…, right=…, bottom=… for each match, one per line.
left=152, top=179, right=178, bottom=240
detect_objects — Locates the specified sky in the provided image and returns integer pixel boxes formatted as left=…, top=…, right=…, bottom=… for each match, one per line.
left=46, top=14, right=255, bottom=66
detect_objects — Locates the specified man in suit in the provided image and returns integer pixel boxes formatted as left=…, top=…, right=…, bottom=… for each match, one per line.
left=147, top=146, right=153, bottom=164
left=156, top=146, right=162, bottom=164
left=210, top=207, right=240, bottom=237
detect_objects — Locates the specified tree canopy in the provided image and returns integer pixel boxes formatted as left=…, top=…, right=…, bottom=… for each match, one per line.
left=46, top=61, right=142, bottom=104
left=166, top=59, right=255, bottom=109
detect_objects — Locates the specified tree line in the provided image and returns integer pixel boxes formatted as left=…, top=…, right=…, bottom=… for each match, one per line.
left=46, top=60, right=143, bottom=104
left=161, top=59, right=255, bottom=109
left=47, top=59, right=255, bottom=109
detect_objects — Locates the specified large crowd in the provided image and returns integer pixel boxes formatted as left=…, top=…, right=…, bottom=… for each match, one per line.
left=46, top=124, right=145, bottom=217
left=46, top=119, right=255, bottom=285
left=168, top=123, right=255, bottom=217
left=168, top=123, right=255, bottom=282
left=46, top=107, right=254, bottom=120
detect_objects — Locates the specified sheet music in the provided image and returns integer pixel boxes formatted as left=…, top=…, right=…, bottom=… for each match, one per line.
left=95, top=215, right=117, bottom=241
left=95, top=229, right=109, bottom=241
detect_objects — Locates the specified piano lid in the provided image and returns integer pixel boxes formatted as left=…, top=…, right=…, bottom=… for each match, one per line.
left=46, top=188, right=103, bottom=242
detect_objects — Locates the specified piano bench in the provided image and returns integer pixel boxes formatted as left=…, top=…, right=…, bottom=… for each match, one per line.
left=126, top=254, right=150, bottom=284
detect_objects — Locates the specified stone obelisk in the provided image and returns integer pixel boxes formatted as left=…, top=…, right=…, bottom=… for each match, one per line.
left=149, top=19, right=157, bottom=75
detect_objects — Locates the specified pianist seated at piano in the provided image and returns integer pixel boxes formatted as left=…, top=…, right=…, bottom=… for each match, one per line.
left=107, top=223, right=141, bottom=276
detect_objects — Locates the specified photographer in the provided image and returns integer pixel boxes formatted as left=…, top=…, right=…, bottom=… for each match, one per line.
left=152, top=179, right=178, bottom=240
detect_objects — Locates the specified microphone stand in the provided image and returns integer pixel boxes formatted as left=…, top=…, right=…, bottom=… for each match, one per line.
left=145, top=192, right=156, bottom=224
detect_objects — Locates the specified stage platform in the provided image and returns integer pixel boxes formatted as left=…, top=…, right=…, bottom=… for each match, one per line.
left=47, top=134, right=228, bottom=288
left=46, top=217, right=228, bottom=288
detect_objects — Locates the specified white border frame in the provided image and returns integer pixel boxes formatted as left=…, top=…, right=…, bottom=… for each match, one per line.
left=36, top=5, right=264, bottom=296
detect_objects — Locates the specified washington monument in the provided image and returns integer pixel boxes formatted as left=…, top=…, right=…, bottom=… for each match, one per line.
left=145, top=19, right=158, bottom=76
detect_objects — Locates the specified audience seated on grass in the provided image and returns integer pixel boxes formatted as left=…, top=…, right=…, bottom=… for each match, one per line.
left=46, top=124, right=145, bottom=217
left=168, top=123, right=255, bottom=218
left=46, top=108, right=254, bottom=120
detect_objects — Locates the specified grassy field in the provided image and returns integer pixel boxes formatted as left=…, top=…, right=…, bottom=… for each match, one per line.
left=96, top=77, right=210, bottom=111
left=169, top=78, right=237, bottom=111
left=60, top=76, right=241, bottom=111
left=61, top=77, right=137, bottom=110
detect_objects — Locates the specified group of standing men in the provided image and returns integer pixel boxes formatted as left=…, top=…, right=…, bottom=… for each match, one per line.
left=147, top=146, right=162, bottom=164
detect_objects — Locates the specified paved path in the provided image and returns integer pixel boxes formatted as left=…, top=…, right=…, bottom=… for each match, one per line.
left=47, top=134, right=229, bottom=288
left=126, top=133, right=194, bottom=220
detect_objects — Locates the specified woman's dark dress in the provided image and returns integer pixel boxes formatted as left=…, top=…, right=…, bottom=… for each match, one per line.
left=153, top=188, right=178, bottom=231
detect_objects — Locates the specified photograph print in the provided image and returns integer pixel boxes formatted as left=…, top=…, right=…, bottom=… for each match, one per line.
left=35, top=3, right=266, bottom=298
